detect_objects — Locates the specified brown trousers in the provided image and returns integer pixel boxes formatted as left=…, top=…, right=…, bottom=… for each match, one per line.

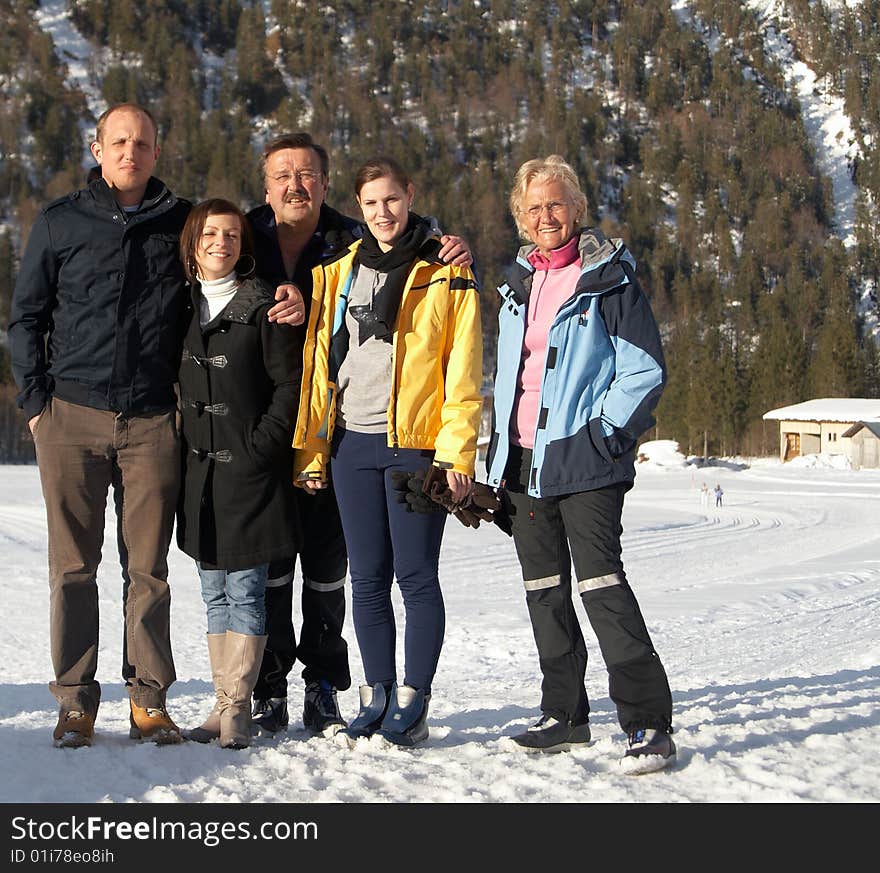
left=33, top=397, right=180, bottom=714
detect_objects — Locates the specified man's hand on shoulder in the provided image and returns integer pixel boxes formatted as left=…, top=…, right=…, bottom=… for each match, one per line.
left=267, top=283, right=305, bottom=325
left=438, top=235, right=473, bottom=267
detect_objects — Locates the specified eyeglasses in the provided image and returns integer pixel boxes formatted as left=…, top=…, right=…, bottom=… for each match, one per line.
left=522, top=200, right=569, bottom=219
left=269, top=170, right=323, bottom=185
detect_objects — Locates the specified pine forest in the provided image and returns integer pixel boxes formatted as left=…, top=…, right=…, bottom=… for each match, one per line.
left=1, top=0, right=878, bottom=460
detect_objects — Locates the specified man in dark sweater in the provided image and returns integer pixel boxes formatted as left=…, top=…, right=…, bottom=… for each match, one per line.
left=247, top=133, right=471, bottom=737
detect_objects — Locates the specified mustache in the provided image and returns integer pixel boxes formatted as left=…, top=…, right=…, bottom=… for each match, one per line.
left=284, top=188, right=309, bottom=202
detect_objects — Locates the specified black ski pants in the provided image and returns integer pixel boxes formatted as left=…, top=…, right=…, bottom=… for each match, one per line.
left=254, top=482, right=351, bottom=699
left=503, top=447, right=672, bottom=734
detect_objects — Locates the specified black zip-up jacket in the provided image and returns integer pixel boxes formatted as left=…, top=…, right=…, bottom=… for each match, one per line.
left=9, top=177, right=191, bottom=420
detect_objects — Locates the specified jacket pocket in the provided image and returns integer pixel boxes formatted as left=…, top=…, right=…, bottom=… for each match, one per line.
left=245, top=426, right=275, bottom=471
left=588, top=417, right=613, bottom=463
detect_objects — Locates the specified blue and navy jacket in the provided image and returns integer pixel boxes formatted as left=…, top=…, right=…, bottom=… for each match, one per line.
left=485, top=228, right=666, bottom=497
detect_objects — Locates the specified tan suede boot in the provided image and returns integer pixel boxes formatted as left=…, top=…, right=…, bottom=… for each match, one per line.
left=186, top=633, right=226, bottom=743
left=53, top=709, right=95, bottom=748
left=219, top=632, right=268, bottom=749
left=129, top=700, right=182, bottom=744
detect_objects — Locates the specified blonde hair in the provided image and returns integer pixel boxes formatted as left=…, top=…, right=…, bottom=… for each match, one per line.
left=509, top=155, right=588, bottom=240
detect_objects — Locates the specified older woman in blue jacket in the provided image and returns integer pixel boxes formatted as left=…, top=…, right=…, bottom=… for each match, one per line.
left=486, top=155, right=675, bottom=773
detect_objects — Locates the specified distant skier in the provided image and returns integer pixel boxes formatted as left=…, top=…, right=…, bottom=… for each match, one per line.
left=700, top=482, right=710, bottom=508
left=714, top=484, right=724, bottom=507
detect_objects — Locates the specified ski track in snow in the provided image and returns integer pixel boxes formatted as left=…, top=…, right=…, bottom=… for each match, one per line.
left=1, top=458, right=879, bottom=803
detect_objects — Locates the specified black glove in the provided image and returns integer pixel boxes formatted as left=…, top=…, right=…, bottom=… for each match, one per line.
left=391, top=467, right=512, bottom=536
left=389, top=469, right=445, bottom=514
left=471, top=482, right=513, bottom=536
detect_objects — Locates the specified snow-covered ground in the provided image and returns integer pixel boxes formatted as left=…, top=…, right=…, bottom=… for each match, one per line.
left=2, top=443, right=878, bottom=804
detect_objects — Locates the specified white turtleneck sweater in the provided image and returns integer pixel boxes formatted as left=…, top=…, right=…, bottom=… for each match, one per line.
left=199, top=271, right=240, bottom=327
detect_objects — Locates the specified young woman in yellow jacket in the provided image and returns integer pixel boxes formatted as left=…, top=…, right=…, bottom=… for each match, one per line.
left=293, top=156, right=482, bottom=746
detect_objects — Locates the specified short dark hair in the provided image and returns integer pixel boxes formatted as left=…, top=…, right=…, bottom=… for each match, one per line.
left=354, top=156, right=412, bottom=197
left=179, top=198, right=254, bottom=284
left=261, top=133, right=329, bottom=179
left=95, top=104, right=159, bottom=147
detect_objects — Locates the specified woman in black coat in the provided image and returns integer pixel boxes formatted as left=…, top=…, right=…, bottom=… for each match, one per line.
left=176, top=198, right=301, bottom=749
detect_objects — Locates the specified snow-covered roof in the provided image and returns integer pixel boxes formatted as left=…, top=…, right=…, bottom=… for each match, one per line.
left=841, top=421, right=880, bottom=439
left=763, top=398, right=880, bottom=423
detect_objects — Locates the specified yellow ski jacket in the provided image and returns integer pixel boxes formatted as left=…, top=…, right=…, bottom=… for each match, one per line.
left=293, top=240, right=483, bottom=480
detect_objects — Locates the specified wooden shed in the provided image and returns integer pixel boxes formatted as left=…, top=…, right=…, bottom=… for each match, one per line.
left=841, top=422, right=880, bottom=469
left=762, top=398, right=880, bottom=463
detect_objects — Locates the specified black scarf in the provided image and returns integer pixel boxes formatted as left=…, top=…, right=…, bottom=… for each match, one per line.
left=350, top=212, right=439, bottom=343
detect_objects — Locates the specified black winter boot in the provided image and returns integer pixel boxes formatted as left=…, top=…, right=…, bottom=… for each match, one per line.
left=510, top=714, right=591, bottom=753
left=251, top=696, right=289, bottom=736
left=303, top=680, right=346, bottom=737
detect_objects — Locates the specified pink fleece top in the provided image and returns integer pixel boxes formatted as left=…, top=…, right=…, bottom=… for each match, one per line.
left=511, top=236, right=581, bottom=448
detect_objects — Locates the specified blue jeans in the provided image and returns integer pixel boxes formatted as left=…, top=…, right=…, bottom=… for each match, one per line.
left=331, top=429, right=446, bottom=693
left=198, top=563, right=270, bottom=635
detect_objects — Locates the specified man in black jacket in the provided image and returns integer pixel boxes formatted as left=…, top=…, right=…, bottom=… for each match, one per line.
left=9, top=106, right=304, bottom=749
left=9, top=104, right=190, bottom=748
left=247, top=133, right=472, bottom=737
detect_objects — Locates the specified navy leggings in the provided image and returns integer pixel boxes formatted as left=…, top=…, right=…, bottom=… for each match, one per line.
left=331, top=429, right=446, bottom=693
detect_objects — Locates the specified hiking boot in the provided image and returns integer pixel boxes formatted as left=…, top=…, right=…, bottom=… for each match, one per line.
left=510, top=714, right=591, bottom=753
left=303, top=679, right=347, bottom=737
left=53, top=709, right=94, bottom=749
left=337, top=682, right=390, bottom=746
left=619, top=728, right=677, bottom=774
left=129, top=701, right=183, bottom=745
left=251, top=697, right=289, bottom=735
left=376, top=684, right=430, bottom=748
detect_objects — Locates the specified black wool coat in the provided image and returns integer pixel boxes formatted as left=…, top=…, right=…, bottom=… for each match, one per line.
left=177, top=278, right=302, bottom=570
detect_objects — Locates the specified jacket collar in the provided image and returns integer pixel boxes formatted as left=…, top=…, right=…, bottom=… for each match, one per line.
left=501, top=227, right=635, bottom=305
left=219, top=278, right=274, bottom=324
left=190, top=279, right=274, bottom=330
left=526, top=235, right=580, bottom=270
left=88, top=176, right=175, bottom=220
left=248, top=202, right=362, bottom=264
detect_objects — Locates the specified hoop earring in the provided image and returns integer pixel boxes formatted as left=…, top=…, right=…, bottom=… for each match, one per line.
left=235, top=254, right=256, bottom=279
